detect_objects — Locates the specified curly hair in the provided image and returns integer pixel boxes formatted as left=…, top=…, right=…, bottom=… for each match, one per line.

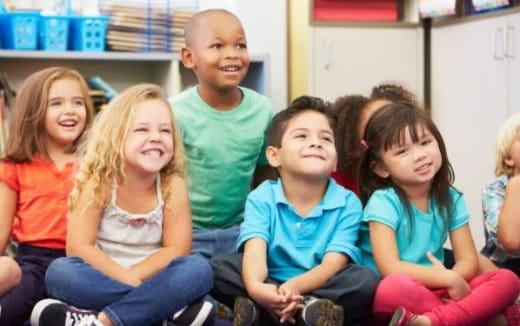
left=2, top=67, right=95, bottom=162
left=370, top=82, right=418, bottom=106
left=332, top=94, right=370, bottom=179
left=69, top=84, right=186, bottom=211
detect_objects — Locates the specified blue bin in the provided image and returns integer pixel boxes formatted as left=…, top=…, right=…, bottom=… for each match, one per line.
left=69, top=15, right=108, bottom=52
left=39, top=15, right=69, bottom=51
left=0, top=11, right=39, bottom=50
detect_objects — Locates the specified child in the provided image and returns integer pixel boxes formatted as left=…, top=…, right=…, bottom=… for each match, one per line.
left=333, top=83, right=416, bottom=195
left=482, top=110, right=520, bottom=276
left=173, top=9, right=275, bottom=258
left=30, top=84, right=214, bottom=326
left=210, top=96, right=379, bottom=326
left=0, top=66, right=95, bottom=325
left=357, top=102, right=520, bottom=325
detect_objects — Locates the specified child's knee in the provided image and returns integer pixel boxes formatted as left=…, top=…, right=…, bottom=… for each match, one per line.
left=1, top=257, right=21, bottom=285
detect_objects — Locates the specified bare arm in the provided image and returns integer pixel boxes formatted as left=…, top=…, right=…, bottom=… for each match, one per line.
left=67, top=182, right=140, bottom=287
left=449, top=224, right=478, bottom=280
left=497, top=175, right=520, bottom=252
left=281, top=252, right=347, bottom=295
left=370, top=221, right=461, bottom=289
left=129, top=175, right=192, bottom=281
left=0, top=182, right=16, bottom=254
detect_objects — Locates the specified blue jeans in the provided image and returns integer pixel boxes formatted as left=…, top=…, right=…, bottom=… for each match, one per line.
left=45, top=255, right=213, bottom=326
left=192, top=224, right=240, bottom=259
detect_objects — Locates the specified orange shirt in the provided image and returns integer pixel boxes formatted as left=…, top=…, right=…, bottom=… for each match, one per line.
left=0, top=156, right=77, bottom=249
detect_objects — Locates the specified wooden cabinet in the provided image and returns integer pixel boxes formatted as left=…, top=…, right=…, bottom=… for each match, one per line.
left=308, top=24, right=424, bottom=102
left=431, top=11, right=520, bottom=247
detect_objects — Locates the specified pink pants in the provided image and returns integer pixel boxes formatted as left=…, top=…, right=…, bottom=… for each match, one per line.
left=373, top=269, right=520, bottom=326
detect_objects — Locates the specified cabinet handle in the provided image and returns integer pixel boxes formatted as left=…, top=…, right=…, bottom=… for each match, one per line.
left=493, top=27, right=505, bottom=60
left=322, top=38, right=332, bottom=70
left=506, top=25, right=516, bottom=59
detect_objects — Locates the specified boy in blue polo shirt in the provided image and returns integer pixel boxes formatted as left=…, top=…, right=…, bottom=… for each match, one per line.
left=210, top=96, right=379, bottom=326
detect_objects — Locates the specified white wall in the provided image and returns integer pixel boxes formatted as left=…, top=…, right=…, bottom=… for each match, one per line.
left=199, top=0, right=288, bottom=111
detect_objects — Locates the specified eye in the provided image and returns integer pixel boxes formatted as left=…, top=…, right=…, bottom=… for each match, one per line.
left=211, top=43, right=223, bottom=49
left=73, top=99, right=85, bottom=107
left=421, top=138, right=433, bottom=146
left=49, top=100, right=61, bottom=107
left=237, top=43, right=247, bottom=49
left=134, top=127, right=147, bottom=132
left=395, top=148, right=407, bottom=155
left=294, top=133, right=306, bottom=139
left=322, top=136, right=333, bottom=143
left=161, top=128, right=172, bottom=134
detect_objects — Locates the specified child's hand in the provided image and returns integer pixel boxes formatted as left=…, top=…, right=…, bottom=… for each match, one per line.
left=277, top=282, right=304, bottom=323
left=249, top=282, right=284, bottom=311
left=426, top=251, right=447, bottom=270
left=446, top=270, right=471, bottom=300
left=278, top=280, right=302, bottom=302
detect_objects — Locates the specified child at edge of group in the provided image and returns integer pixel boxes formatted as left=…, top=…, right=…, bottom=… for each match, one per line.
left=0, top=67, right=95, bottom=326
left=481, top=110, right=520, bottom=277
left=332, top=82, right=418, bottom=196
left=210, top=96, right=379, bottom=326
left=172, top=8, right=275, bottom=259
left=30, top=84, right=214, bottom=326
left=356, top=102, right=520, bottom=326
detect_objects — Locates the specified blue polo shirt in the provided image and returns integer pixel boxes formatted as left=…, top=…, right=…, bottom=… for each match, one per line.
left=237, top=178, right=363, bottom=282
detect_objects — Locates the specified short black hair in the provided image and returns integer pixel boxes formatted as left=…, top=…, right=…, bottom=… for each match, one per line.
left=267, top=95, right=336, bottom=148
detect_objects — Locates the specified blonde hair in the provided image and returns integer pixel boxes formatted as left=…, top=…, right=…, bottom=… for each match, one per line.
left=495, top=111, right=520, bottom=176
left=69, top=84, right=186, bottom=211
left=3, top=67, right=95, bottom=162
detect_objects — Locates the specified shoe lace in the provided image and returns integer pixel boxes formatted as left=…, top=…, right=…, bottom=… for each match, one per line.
left=73, top=314, right=103, bottom=326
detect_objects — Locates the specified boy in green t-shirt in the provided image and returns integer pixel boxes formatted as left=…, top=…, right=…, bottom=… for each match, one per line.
left=172, top=9, right=275, bottom=258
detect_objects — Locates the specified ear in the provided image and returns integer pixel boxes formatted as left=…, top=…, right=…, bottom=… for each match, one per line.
left=504, top=156, right=515, bottom=168
left=180, top=46, right=195, bottom=69
left=266, top=146, right=281, bottom=168
left=371, top=161, right=390, bottom=179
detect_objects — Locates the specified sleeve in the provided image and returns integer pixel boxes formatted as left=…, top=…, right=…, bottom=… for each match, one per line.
left=481, top=178, right=504, bottom=232
left=256, top=98, right=274, bottom=166
left=0, top=161, right=19, bottom=192
left=448, top=189, right=470, bottom=231
left=325, top=193, right=363, bottom=264
left=362, top=189, right=402, bottom=231
left=237, top=185, right=272, bottom=251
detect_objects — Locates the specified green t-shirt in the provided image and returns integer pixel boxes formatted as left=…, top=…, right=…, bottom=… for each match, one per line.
left=171, top=86, right=273, bottom=230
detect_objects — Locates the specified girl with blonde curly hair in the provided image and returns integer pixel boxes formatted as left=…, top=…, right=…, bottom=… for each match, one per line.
left=31, top=84, right=214, bottom=326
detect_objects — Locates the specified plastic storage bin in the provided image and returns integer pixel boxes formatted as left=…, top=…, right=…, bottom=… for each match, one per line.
left=39, top=15, right=69, bottom=51
left=0, top=11, right=39, bottom=50
left=69, top=15, right=108, bottom=52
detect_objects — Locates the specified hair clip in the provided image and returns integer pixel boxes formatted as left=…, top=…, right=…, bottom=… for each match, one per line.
left=360, top=139, right=369, bottom=150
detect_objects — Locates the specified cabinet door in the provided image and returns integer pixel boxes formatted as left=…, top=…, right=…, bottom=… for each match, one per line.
left=431, top=16, right=508, bottom=248
left=506, top=12, right=520, bottom=114
left=309, top=26, right=423, bottom=101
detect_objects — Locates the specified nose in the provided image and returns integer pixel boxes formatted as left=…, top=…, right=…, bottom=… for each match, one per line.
left=149, top=129, right=162, bottom=142
left=413, top=146, right=426, bottom=161
left=225, top=46, right=240, bottom=59
left=309, top=136, right=323, bottom=148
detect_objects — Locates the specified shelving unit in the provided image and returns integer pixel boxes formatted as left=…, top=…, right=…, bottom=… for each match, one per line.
left=0, top=50, right=269, bottom=99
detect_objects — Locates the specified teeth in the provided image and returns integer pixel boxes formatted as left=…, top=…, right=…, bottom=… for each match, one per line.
left=144, top=150, right=161, bottom=157
left=221, top=66, right=239, bottom=72
left=59, top=121, right=77, bottom=127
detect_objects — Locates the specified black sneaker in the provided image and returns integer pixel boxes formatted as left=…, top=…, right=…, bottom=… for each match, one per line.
left=301, top=297, right=344, bottom=326
left=233, top=297, right=259, bottom=326
left=30, top=298, right=101, bottom=326
left=171, top=297, right=215, bottom=326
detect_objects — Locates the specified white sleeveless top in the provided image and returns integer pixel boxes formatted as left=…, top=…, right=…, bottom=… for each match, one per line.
left=96, top=175, right=163, bottom=268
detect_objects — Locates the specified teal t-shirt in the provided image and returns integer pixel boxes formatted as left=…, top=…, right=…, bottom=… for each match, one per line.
left=171, top=86, right=273, bottom=230
left=358, top=187, right=469, bottom=276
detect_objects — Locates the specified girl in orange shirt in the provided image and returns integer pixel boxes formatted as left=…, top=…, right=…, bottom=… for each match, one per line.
left=0, top=67, right=95, bottom=325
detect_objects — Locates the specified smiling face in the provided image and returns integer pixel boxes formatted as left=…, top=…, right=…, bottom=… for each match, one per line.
left=124, top=99, right=174, bottom=177
left=181, top=11, right=249, bottom=92
left=44, top=78, right=87, bottom=149
left=267, top=110, right=337, bottom=181
left=373, top=124, right=442, bottom=193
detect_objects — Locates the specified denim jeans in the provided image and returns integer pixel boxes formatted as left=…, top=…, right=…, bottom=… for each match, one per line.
left=192, top=224, right=240, bottom=259
left=45, top=255, right=213, bottom=326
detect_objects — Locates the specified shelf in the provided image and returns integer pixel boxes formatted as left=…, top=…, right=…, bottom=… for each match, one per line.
left=0, top=50, right=180, bottom=61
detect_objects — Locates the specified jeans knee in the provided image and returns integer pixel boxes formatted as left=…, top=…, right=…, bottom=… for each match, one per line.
left=179, top=255, right=214, bottom=289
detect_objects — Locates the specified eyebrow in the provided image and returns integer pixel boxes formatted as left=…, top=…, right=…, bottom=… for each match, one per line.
left=289, top=127, right=333, bottom=134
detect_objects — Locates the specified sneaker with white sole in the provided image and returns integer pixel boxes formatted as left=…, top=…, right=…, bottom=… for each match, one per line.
left=171, top=297, right=215, bottom=326
left=30, top=298, right=100, bottom=326
left=301, top=296, right=344, bottom=326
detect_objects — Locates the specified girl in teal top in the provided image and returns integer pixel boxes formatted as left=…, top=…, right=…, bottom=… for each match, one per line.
left=357, top=102, right=520, bottom=326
